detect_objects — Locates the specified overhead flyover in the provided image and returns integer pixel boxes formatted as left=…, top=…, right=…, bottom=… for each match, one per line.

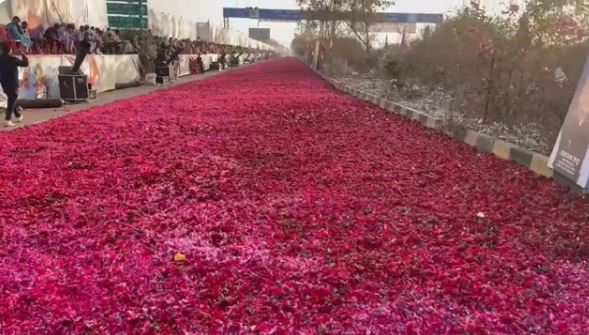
left=222, top=7, right=444, bottom=26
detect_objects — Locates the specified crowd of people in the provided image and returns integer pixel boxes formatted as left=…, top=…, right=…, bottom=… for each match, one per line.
left=153, top=36, right=273, bottom=78
left=131, top=29, right=274, bottom=77
left=0, top=16, right=272, bottom=59
left=0, top=16, right=128, bottom=55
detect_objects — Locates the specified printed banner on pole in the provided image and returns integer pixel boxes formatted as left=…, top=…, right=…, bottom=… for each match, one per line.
left=549, top=54, right=589, bottom=190
left=197, top=22, right=211, bottom=42
left=369, top=22, right=417, bottom=34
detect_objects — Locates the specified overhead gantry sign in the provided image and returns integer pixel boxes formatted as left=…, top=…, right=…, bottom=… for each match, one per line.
left=222, top=7, right=444, bottom=25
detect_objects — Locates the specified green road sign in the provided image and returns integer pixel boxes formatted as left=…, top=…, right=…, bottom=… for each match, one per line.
left=106, top=0, right=147, bottom=4
left=106, top=0, right=148, bottom=29
left=107, top=15, right=148, bottom=29
left=107, top=3, right=147, bottom=16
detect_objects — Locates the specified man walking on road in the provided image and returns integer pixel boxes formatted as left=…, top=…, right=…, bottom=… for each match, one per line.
left=0, top=42, right=29, bottom=127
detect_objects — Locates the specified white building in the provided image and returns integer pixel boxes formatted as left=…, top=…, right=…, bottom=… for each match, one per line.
left=463, top=0, right=524, bottom=15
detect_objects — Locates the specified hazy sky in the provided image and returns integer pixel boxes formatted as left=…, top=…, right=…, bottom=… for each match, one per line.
left=223, top=0, right=465, bottom=46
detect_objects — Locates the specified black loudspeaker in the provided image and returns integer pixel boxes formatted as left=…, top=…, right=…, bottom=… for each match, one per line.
left=59, top=74, right=89, bottom=102
left=16, top=99, right=64, bottom=109
left=156, top=65, right=170, bottom=77
left=59, top=66, right=75, bottom=75
left=155, top=64, right=171, bottom=85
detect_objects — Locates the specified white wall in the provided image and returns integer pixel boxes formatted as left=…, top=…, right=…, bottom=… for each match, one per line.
left=148, top=0, right=223, bottom=27
left=70, top=0, right=108, bottom=28
left=148, top=0, right=224, bottom=39
left=10, top=0, right=107, bottom=28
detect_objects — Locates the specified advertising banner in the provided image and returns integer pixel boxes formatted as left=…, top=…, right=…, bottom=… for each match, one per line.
left=88, top=54, right=141, bottom=92
left=369, top=22, right=417, bottom=34
left=177, top=55, right=192, bottom=77
left=249, top=28, right=270, bottom=41
left=0, top=54, right=140, bottom=100
left=196, top=22, right=211, bottom=42
left=549, top=54, right=589, bottom=190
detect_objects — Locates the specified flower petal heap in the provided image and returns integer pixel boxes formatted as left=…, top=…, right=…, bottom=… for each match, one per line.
left=0, top=59, right=588, bottom=334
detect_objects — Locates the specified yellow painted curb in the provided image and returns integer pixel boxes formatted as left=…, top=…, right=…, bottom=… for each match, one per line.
left=530, top=155, right=554, bottom=178
left=493, top=140, right=513, bottom=160
left=464, top=131, right=479, bottom=147
left=425, top=118, right=438, bottom=129
left=410, top=111, right=420, bottom=121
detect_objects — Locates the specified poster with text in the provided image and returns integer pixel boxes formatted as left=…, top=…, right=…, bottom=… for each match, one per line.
left=549, top=54, right=589, bottom=190
left=0, top=55, right=140, bottom=100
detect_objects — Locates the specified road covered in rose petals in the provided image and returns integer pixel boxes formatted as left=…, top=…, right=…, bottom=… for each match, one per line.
left=1, top=58, right=588, bottom=334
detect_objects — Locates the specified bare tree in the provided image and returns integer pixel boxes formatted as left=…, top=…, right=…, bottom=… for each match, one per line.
left=296, top=0, right=395, bottom=56
left=343, top=0, right=394, bottom=52
left=297, top=0, right=344, bottom=50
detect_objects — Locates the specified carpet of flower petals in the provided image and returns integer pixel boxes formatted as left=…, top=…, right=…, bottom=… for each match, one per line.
left=1, top=58, right=589, bottom=334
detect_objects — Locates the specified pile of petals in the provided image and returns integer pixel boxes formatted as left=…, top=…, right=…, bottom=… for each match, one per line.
left=1, top=58, right=589, bottom=334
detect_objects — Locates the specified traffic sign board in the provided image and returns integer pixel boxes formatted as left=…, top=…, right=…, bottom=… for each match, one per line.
left=106, top=0, right=148, bottom=29
left=106, top=0, right=146, bottom=3
left=107, top=15, right=148, bottom=29
left=223, top=7, right=444, bottom=24
left=107, top=3, right=147, bottom=16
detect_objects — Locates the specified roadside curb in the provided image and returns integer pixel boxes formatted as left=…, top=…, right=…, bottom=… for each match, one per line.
left=315, top=70, right=555, bottom=180
left=333, top=78, right=445, bottom=131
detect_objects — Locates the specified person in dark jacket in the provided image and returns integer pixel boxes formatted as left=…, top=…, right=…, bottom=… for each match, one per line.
left=0, top=42, right=29, bottom=127
left=43, top=23, right=60, bottom=53
left=196, top=53, right=204, bottom=73
left=218, top=50, right=226, bottom=71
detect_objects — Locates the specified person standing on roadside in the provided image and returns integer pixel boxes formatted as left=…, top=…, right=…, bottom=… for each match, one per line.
left=196, top=53, right=204, bottom=73
left=0, top=42, right=28, bottom=127
left=219, top=49, right=226, bottom=71
left=43, top=23, right=60, bottom=53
